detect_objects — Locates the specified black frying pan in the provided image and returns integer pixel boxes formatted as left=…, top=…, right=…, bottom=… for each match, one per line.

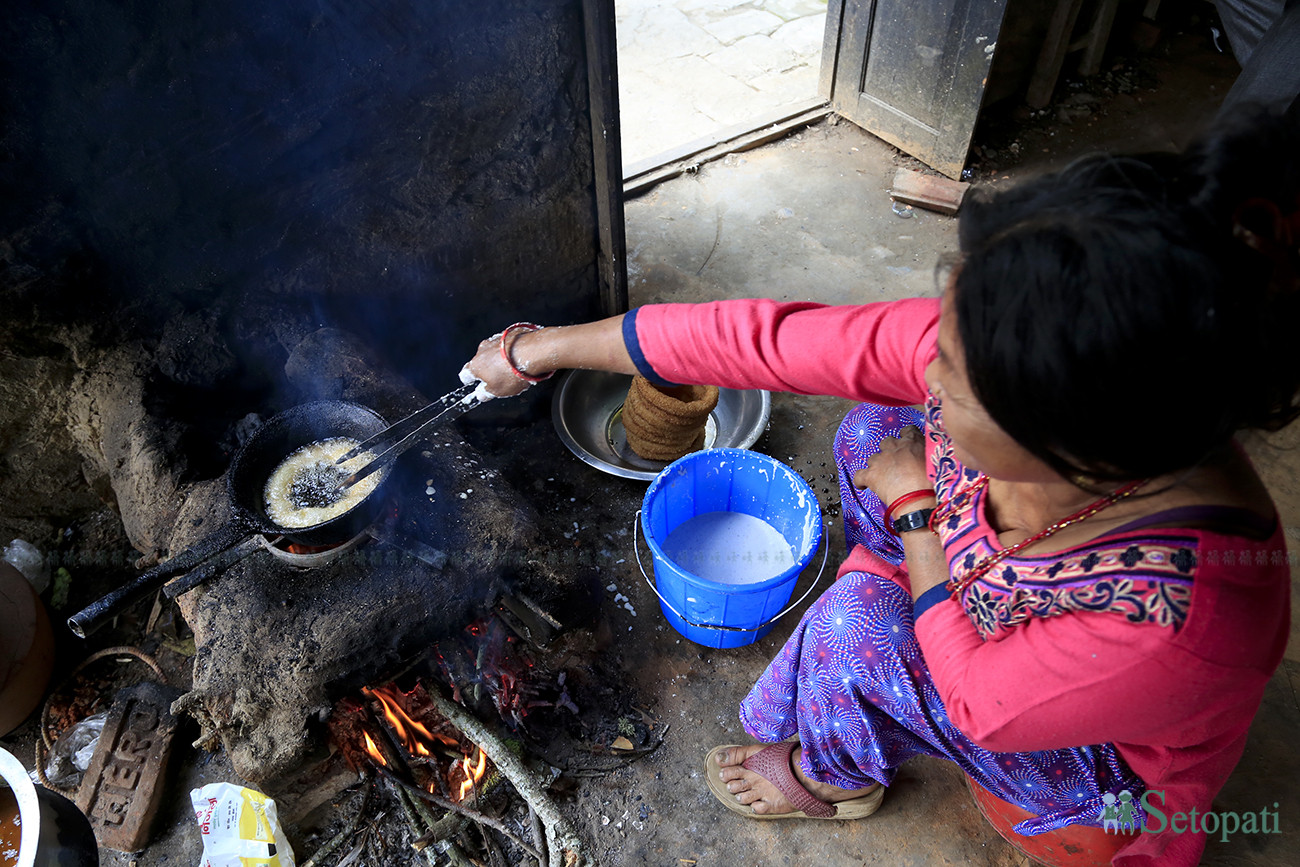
left=67, top=400, right=390, bottom=637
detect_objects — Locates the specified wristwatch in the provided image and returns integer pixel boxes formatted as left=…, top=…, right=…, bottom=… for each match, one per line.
left=891, top=508, right=935, bottom=535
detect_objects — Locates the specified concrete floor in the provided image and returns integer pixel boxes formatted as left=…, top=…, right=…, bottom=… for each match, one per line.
left=616, top=0, right=825, bottom=170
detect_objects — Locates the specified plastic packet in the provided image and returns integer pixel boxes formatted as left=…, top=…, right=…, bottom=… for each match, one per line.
left=191, top=783, right=296, bottom=867
left=4, top=538, right=50, bottom=593
left=43, top=711, right=108, bottom=789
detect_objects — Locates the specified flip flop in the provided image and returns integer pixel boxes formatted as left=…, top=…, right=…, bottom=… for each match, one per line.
left=704, top=742, right=884, bottom=820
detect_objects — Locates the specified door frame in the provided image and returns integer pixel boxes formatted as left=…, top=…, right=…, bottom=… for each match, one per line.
left=584, top=0, right=629, bottom=317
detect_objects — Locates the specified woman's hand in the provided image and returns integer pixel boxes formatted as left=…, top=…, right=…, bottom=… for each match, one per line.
left=853, top=427, right=933, bottom=506
left=462, top=330, right=536, bottom=400
left=857, top=426, right=948, bottom=600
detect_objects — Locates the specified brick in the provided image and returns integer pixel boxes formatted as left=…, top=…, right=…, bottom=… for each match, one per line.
left=76, top=680, right=184, bottom=852
left=890, top=168, right=969, bottom=215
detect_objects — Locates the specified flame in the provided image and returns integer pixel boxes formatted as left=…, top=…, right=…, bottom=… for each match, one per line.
left=362, top=731, right=387, bottom=766
left=456, top=747, right=488, bottom=800
left=364, top=685, right=435, bottom=757
left=356, top=682, right=488, bottom=801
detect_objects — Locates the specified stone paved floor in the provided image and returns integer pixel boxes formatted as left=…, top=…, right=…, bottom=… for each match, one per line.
left=616, top=0, right=827, bottom=170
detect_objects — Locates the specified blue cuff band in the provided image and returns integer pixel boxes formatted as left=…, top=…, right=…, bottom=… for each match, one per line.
left=622, top=308, right=678, bottom=387
left=912, top=583, right=950, bottom=620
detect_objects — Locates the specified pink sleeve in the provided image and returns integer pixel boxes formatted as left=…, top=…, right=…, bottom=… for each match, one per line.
left=914, top=601, right=1231, bottom=753
left=626, top=297, right=939, bottom=405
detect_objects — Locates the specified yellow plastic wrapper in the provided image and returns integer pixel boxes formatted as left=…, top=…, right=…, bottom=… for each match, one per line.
left=190, top=782, right=296, bottom=867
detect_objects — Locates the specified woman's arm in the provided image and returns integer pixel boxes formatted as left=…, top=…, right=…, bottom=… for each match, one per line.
left=631, top=298, right=939, bottom=402
left=464, top=316, right=636, bottom=398
left=849, top=428, right=1186, bottom=753
left=465, top=297, right=941, bottom=405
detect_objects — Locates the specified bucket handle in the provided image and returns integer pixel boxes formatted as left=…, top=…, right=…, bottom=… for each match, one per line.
left=632, top=510, right=830, bottom=634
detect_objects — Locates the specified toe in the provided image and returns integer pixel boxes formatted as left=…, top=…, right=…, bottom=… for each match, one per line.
left=725, top=776, right=753, bottom=794
left=718, top=766, right=746, bottom=784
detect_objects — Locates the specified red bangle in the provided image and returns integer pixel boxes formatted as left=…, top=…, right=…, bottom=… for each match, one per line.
left=884, top=489, right=936, bottom=530
left=499, top=322, right=554, bottom=384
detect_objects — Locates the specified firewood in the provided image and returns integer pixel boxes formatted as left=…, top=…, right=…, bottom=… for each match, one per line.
left=380, top=770, right=541, bottom=861
left=384, top=777, right=439, bottom=866
left=425, top=690, right=594, bottom=867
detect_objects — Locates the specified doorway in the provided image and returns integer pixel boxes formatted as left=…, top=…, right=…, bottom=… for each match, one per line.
left=615, top=0, right=828, bottom=176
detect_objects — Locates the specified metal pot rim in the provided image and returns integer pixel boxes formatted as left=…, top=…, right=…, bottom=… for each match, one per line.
left=1, top=745, right=40, bottom=867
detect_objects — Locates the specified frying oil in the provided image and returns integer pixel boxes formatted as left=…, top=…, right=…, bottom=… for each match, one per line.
left=264, top=438, right=383, bottom=528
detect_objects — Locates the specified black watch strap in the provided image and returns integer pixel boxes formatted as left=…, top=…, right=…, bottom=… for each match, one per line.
left=891, top=507, right=935, bottom=535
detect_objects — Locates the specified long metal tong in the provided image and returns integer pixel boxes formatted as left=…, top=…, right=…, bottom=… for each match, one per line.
left=335, top=382, right=480, bottom=488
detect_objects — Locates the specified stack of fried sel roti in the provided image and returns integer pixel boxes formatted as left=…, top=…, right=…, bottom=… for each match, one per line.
left=622, top=375, right=718, bottom=462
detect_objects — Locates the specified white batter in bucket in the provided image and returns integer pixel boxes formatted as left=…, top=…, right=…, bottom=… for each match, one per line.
left=661, top=510, right=794, bottom=585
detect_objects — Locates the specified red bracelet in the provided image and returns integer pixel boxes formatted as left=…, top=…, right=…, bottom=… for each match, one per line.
left=884, top=489, right=936, bottom=530
left=499, top=322, right=554, bottom=384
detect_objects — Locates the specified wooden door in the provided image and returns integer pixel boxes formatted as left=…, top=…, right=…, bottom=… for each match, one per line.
left=822, top=0, right=1010, bottom=178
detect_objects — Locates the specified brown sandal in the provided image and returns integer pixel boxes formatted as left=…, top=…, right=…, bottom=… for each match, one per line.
left=705, top=743, right=884, bottom=820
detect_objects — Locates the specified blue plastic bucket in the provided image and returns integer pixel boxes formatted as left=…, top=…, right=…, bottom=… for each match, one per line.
left=638, top=448, right=824, bottom=648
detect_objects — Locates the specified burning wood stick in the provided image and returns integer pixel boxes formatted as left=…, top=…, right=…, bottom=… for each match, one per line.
left=406, top=807, right=473, bottom=867
left=405, top=789, right=442, bottom=839
left=425, top=690, right=593, bottom=867
left=403, top=785, right=477, bottom=867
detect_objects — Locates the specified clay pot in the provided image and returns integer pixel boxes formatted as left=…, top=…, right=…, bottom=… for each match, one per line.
left=965, top=775, right=1132, bottom=866
left=1, top=746, right=100, bottom=867
left=0, top=562, right=54, bottom=737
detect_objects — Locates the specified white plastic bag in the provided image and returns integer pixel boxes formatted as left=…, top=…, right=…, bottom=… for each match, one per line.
left=43, top=711, right=108, bottom=788
left=3, top=538, right=49, bottom=593
left=190, top=782, right=296, bottom=867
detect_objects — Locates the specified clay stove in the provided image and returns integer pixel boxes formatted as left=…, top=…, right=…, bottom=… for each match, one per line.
left=138, top=327, right=599, bottom=786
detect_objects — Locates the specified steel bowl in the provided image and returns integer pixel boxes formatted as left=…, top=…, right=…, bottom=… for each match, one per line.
left=551, top=370, right=771, bottom=480
left=1, top=746, right=99, bottom=867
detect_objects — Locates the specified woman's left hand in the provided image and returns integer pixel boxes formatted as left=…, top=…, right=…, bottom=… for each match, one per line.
left=853, top=427, right=933, bottom=505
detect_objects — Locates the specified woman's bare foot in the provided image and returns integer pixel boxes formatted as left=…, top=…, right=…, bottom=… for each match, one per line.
left=712, top=744, right=879, bottom=815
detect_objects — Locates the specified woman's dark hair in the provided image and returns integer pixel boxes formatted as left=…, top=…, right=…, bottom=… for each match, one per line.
left=953, top=101, right=1300, bottom=482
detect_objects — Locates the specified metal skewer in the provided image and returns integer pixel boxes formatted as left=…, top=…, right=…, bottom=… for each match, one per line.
left=334, top=383, right=481, bottom=491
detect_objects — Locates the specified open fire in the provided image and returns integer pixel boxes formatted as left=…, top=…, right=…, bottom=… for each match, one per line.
left=356, top=683, right=492, bottom=805
left=304, top=606, right=608, bottom=867
left=319, top=678, right=580, bottom=867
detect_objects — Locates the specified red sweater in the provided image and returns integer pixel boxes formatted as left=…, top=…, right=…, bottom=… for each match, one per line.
left=627, top=297, right=1290, bottom=866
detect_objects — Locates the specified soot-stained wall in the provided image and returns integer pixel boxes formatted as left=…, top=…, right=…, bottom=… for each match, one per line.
left=1, top=0, right=615, bottom=392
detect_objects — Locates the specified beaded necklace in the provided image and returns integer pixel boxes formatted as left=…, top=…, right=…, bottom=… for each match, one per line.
left=933, top=475, right=1152, bottom=597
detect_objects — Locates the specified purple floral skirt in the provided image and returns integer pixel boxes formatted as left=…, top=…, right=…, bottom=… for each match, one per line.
left=738, top=403, right=1146, bottom=834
